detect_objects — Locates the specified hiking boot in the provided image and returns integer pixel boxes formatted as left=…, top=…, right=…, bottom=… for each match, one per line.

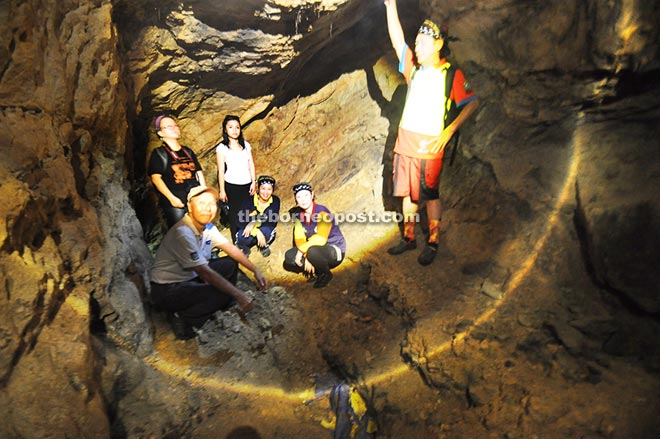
left=259, top=246, right=271, bottom=257
left=387, top=239, right=417, bottom=255
left=313, top=271, right=333, bottom=288
left=417, top=244, right=438, bottom=266
left=167, top=312, right=196, bottom=340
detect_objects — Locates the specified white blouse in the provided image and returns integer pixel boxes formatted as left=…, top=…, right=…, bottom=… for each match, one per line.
left=216, top=141, right=252, bottom=185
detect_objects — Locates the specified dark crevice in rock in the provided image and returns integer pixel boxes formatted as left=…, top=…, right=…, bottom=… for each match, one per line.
left=578, top=68, right=660, bottom=109
left=45, top=274, right=74, bottom=325
left=614, top=68, right=660, bottom=99
left=0, top=104, right=43, bottom=114
left=183, top=1, right=330, bottom=37
left=1, top=198, right=62, bottom=257
left=0, top=28, right=26, bottom=82
left=69, top=131, right=98, bottom=201
left=360, top=266, right=417, bottom=328
left=90, top=292, right=107, bottom=335
left=112, top=0, right=179, bottom=43
left=399, top=336, right=460, bottom=393
left=0, top=341, right=24, bottom=388
left=318, top=350, right=362, bottom=384
left=312, top=264, right=419, bottom=389
left=58, top=195, right=83, bottom=220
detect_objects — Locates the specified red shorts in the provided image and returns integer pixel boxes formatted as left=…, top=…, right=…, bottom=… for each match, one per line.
left=392, top=153, right=443, bottom=202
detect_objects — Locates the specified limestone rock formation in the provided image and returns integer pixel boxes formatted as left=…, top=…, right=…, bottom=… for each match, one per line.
left=1, top=1, right=149, bottom=436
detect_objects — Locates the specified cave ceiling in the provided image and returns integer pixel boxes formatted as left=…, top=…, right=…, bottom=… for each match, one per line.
left=113, top=0, right=660, bottom=129
left=115, top=0, right=399, bottom=108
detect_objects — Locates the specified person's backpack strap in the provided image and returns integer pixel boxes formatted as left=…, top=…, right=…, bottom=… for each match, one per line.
left=150, top=146, right=169, bottom=174
left=443, top=64, right=462, bottom=166
left=410, top=63, right=462, bottom=166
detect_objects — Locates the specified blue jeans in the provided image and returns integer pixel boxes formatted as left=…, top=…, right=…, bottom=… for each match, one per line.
left=235, top=228, right=276, bottom=251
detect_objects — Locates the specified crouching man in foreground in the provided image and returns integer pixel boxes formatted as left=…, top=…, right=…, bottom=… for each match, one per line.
left=150, top=186, right=268, bottom=339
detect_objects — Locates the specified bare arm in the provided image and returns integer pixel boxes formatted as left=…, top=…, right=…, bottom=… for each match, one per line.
left=216, top=240, right=268, bottom=291
left=216, top=149, right=228, bottom=202
left=431, top=98, right=481, bottom=154
left=247, top=149, right=256, bottom=195
left=150, top=174, right=184, bottom=208
left=194, top=264, right=254, bottom=314
left=196, top=170, right=206, bottom=187
left=447, top=98, right=480, bottom=135
left=384, top=0, right=405, bottom=61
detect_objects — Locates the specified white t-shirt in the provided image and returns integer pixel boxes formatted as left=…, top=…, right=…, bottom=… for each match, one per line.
left=150, top=215, right=229, bottom=284
left=399, top=64, right=449, bottom=137
left=216, top=141, right=253, bottom=185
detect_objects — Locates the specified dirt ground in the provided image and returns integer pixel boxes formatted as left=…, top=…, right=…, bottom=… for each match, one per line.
left=117, top=214, right=660, bottom=439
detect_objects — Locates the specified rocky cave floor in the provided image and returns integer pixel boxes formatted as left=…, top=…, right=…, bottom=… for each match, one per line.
left=105, top=216, right=660, bottom=439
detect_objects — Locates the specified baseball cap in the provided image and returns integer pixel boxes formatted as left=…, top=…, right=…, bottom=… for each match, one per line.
left=187, top=186, right=219, bottom=202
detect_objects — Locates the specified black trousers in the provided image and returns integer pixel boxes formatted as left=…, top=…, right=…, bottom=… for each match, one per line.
left=283, top=245, right=343, bottom=275
left=160, top=204, right=186, bottom=228
left=225, top=182, right=252, bottom=241
left=150, top=257, right=238, bottom=328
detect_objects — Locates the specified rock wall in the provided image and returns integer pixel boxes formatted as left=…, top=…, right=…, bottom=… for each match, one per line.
left=574, top=91, right=660, bottom=313
left=0, top=0, right=151, bottom=436
left=421, top=0, right=660, bottom=312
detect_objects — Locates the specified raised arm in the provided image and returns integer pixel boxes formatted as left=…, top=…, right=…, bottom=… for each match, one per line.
left=384, top=0, right=405, bottom=61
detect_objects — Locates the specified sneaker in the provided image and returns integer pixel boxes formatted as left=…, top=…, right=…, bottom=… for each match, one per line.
left=313, top=271, right=333, bottom=288
left=259, top=246, right=271, bottom=257
left=167, top=312, right=196, bottom=340
left=238, top=245, right=251, bottom=256
left=417, top=244, right=438, bottom=266
left=387, top=239, right=417, bottom=255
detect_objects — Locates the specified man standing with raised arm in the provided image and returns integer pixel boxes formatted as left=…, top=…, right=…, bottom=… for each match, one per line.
left=384, top=0, right=480, bottom=265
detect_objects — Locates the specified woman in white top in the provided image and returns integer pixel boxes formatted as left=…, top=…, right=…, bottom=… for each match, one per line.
left=216, top=115, right=256, bottom=240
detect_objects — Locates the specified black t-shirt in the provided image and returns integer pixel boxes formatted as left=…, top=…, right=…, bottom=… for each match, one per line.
left=148, top=144, right=202, bottom=205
